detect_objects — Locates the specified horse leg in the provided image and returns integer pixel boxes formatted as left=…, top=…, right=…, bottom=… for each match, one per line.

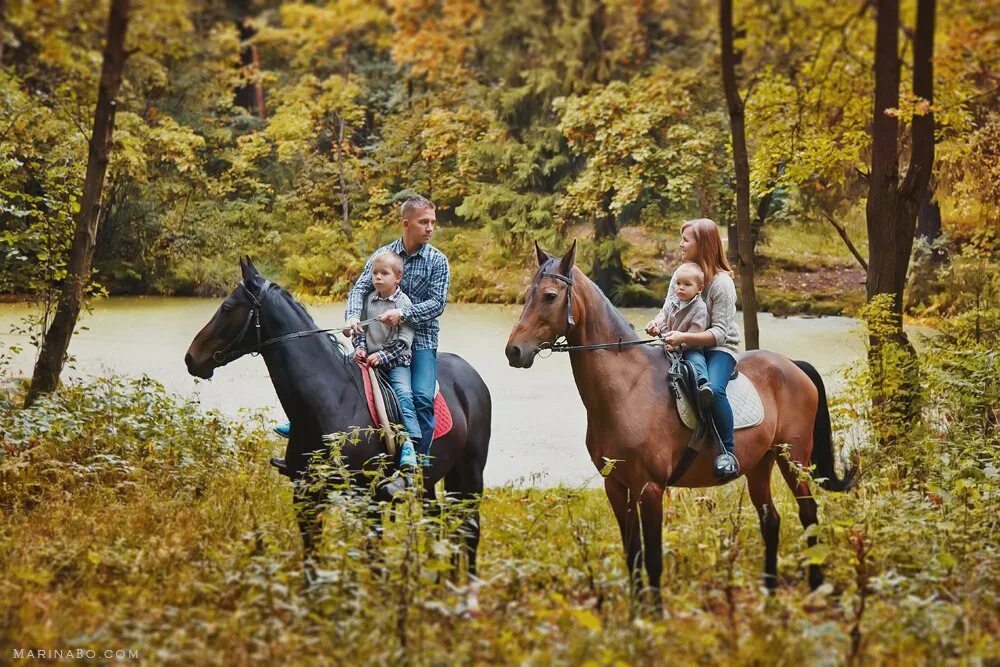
left=605, top=478, right=643, bottom=609
left=637, top=483, right=665, bottom=617
left=292, top=478, right=325, bottom=587
left=444, top=449, right=485, bottom=581
left=362, top=488, right=386, bottom=578
left=777, top=456, right=824, bottom=589
left=745, top=453, right=780, bottom=590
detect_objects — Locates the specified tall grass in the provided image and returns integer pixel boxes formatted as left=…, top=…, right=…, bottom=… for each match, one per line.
left=1, top=317, right=997, bottom=665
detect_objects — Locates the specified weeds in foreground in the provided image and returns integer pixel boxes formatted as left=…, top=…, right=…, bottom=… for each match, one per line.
left=1, top=304, right=998, bottom=664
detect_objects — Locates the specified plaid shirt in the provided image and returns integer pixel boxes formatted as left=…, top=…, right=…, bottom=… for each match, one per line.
left=346, top=238, right=450, bottom=351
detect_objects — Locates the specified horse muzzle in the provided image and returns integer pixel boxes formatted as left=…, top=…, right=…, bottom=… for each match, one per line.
left=505, top=343, right=537, bottom=369
left=184, top=351, right=215, bottom=379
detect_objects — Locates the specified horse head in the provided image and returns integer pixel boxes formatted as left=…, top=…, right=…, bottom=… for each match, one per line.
left=505, top=241, right=578, bottom=368
left=184, top=256, right=270, bottom=379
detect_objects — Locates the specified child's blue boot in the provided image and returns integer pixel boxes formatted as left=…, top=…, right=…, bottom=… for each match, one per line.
left=273, top=421, right=291, bottom=438
left=399, top=440, right=417, bottom=470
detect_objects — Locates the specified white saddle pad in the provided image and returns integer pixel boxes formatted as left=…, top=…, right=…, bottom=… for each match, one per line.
left=676, top=373, right=764, bottom=431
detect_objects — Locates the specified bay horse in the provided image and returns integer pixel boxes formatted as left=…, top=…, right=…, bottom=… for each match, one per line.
left=185, top=258, right=491, bottom=579
left=505, top=242, right=855, bottom=611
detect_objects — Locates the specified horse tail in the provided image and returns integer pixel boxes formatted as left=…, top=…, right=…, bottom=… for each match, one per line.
left=793, top=360, right=857, bottom=492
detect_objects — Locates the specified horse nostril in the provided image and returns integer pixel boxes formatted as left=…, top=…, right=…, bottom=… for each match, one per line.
left=505, top=345, right=521, bottom=366
left=184, top=352, right=193, bottom=368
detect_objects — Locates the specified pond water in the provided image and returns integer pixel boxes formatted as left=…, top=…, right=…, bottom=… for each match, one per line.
left=0, top=298, right=870, bottom=486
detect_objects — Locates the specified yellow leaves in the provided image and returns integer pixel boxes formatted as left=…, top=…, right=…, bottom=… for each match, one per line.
left=11, top=565, right=54, bottom=586
left=801, top=543, right=831, bottom=565
left=572, top=608, right=603, bottom=631
left=388, top=0, right=483, bottom=84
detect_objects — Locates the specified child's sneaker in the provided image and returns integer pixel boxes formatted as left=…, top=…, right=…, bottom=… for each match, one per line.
left=399, top=440, right=417, bottom=470
left=273, top=421, right=291, bottom=438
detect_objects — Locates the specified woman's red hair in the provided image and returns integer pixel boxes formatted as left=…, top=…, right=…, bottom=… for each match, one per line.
left=681, top=218, right=733, bottom=285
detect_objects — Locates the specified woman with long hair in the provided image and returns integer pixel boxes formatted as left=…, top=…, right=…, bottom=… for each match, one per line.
left=646, top=218, right=742, bottom=479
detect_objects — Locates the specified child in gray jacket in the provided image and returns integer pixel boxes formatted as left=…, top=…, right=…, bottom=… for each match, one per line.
left=647, top=262, right=709, bottom=340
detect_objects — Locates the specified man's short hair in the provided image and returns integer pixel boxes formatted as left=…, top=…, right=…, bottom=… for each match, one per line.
left=372, top=251, right=404, bottom=276
left=677, top=261, right=705, bottom=286
left=400, top=195, right=435, bottom=220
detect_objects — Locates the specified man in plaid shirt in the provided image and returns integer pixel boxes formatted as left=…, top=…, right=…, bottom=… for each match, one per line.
left=343, top=195, right=450, bottom=462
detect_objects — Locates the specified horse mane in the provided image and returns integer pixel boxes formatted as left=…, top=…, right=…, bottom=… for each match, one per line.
left=266, top=283, right=351, bottom=362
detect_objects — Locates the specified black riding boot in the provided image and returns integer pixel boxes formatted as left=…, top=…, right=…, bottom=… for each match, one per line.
left=701, top=399, right=739, bottom=481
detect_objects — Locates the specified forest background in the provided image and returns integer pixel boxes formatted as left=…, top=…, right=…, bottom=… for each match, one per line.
left=1, top=0, right=995, bottom=317
left=2, top=1, right=999, bottom=663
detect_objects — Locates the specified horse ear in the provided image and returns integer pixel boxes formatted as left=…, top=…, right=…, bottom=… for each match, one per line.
left=535, top=241, right=551, bottom=267
left=558, top=240, right=577, bottom=276
left=241, top=256, right=257, bottom=283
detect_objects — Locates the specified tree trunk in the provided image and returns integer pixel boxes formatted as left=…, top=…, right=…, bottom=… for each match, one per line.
left=24, top=0, right=130, bottom=408
left=864, top=0, right=935, bottom=441
left=235, top=19, right=266, bottom=118
left=0, top=0, right=7, bottom=64
left=917, top=188, right=945, bottom=264
left=719, top=0, right=760, bottom=350
left=333, top=114, right=352, bottom=240
left=753, top=186, right=773, bottom=253
left=726, top=220, right=738, bottom=265
left=590, top=193, right=629, bottom=302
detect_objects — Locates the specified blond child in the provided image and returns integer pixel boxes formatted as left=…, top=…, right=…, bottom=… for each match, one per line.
left=349, top=251, right=419, bottom=470
left=645, top=261, right=709, bottom=340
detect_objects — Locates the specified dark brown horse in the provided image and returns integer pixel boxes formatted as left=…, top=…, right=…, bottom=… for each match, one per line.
left=505, top=242, right=855, bottom=610
left=185, top=259, right=491, bottom=581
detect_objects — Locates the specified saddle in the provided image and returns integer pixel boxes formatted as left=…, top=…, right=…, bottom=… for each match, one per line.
left=359, top=364, right=453, bottom=455
left=666, top=352, right=765, bottom=451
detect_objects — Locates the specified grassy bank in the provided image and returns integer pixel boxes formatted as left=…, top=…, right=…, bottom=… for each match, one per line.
left=1, top=347, right=996, bottom=665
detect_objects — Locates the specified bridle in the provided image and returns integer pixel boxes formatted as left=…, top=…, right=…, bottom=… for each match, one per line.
left=210, top=280, right=347, bottom=365
left=536, top=264, right=662, bottom=354
left=212, top=280, right=272, bottom=364
left=541, top=265, right=575, bottom=331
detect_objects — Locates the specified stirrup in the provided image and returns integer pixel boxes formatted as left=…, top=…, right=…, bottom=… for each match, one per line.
left=713, top=452, right=740, bottom=480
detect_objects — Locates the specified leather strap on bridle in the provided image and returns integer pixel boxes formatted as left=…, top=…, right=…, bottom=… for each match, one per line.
left=212, top=280, right=272, bottom=364
left=542, top=269, right=575, bottom=329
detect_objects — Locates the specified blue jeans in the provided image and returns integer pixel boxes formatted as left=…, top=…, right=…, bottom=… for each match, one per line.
left=410, top=349, right=438, bottom=456
left=386, top=365, right=421, bottom=448
left=683, top=349, right=737, bottom=452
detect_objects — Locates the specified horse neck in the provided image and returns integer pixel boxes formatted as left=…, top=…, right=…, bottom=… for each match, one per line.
left=258, top=293, right=361, bottom=427
left=565, top=272, right=651, bottom=412
left=566, top=272, right=638, bottom=348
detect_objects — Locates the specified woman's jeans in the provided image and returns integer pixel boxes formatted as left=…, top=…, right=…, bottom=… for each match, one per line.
left=682, top=348, right=737, bottom=453
left=409, top=349, right=438, bottom=455
left=386, top=365, right=422, bottom=450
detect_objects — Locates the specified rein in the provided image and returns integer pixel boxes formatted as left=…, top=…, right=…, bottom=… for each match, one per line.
left=211, top=282, right=380, bottom=364
left=541, top=338, right=664, bottom=354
